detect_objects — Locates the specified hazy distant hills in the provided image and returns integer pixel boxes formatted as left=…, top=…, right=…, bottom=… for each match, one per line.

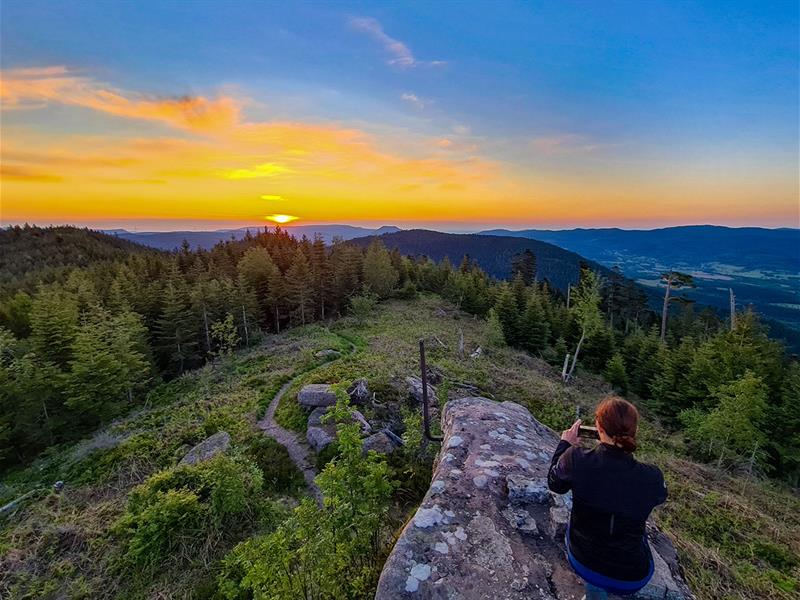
left=480, top=225, right=800, bottom=344
left=350, top=229, right=612, bottom=291
left=105, top=225, right=401, bottom=250
left=478, top=225, right=800, bottom=272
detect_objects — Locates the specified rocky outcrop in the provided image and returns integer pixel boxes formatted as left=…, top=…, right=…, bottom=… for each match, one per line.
left=179, top=431, right=230, bottom=466
left=298, top=383, right=338, bottom=408
left=375, top=397, right=693, bottom=600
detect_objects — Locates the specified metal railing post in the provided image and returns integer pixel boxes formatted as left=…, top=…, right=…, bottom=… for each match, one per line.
left=419, top=339, right=443, bottom=442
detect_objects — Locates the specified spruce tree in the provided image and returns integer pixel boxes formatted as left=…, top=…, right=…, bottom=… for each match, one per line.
left=494, top=285, right=522, bottom=347
left=520, top=294, right=549, bottom=353
left=286, top=248, right=314, bottom=325
left=156, top=276, right=200, bottom=374
left=30, top=285, right=79, bottom=369
left=604, top=353, right=629, bottom=394
left=363, top=240, right=399, bottom=298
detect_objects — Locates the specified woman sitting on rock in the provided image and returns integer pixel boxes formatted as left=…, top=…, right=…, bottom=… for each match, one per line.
left=548, top=396, right=667, bottom=600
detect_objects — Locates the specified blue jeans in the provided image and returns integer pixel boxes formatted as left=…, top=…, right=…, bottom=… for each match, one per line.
left=566, top=526, right=654, bottom=596
left=585, top=582, right=609, bottom=599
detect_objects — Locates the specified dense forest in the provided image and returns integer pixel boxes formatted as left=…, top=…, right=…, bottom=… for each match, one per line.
left=1, top=223, right=797, bottom=483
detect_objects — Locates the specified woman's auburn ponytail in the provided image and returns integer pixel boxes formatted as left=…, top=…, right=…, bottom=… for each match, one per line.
left=612, top=434, right=637, bottom=453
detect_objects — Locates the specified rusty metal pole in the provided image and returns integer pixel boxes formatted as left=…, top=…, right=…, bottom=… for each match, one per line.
left=419, top=339, right=443, bottom=442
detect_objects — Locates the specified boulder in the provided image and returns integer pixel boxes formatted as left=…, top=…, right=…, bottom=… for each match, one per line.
left=314, top=349, right=341, bottom=360
left=179, top=431, right=230, bottom=466
left=405, top=376, right=438, bottom=406
left=362, top=431, right=399, bottom=455
left=307, top=407, right=372, bottom=452
left=307, top=425, right=336, bottom=452
left=347, top=378, right=371, bottom=405
left=375, top=397, right=693, bottom=600
left=298, top=383, right=338, bottom=408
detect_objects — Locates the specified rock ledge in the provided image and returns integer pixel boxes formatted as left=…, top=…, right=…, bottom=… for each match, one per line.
left=375, top=397, right=693, bottom=600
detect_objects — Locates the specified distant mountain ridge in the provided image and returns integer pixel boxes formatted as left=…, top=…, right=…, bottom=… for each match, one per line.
left=478, top=225, right=800, bottom=272
left=105, top=224, right=402, bottom=250
left=349, top=229, right=613, bottom=291
left=479, top=224, right=800, bottom=347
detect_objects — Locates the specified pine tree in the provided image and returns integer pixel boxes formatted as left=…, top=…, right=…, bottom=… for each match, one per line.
left=511, top=250, right=537, bottom=285
left=286, top=248, right=314, bottom=325
left=481, top=308, right=504, bottom=348
left=310, top=234, right=332, bottom=319
left=66, top=309, right=130, bottom=426
left=29, top=285, right=79, bottom=369
left=363, top=240, right=399, bottom=298
left=604, top=353, right=629, bottom=394
left=520, top=294, right=549, bottom=353
left=156, top=275, right=200, bottom=375
left=494, top=285, right=522, bottom=347
left=238, top=246, right=279, bottom=326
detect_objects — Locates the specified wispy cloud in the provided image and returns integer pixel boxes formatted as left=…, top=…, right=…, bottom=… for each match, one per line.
left=0, top=66, right=240, bottom=132
left=530, top=134, right=617, bottom=155
left=400, top=92, right=430, bottom=109
left=350, top=17, right=445, bottom=69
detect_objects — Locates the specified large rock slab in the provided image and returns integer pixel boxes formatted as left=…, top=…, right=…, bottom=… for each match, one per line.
left=298, top=383, right=338, bottom=408
left=375, top=397, right=693, bottom=600
left=179, top=431, right=230, bottom=466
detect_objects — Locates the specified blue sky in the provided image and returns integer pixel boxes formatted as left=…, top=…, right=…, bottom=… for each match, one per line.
left=1, top=0, right=798, bottom=230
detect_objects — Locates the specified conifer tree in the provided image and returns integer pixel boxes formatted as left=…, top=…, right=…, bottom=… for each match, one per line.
left=604, top=353, right=629, bottom=394
left=30, top=285, right=79, bottom=369
left=511, top=249, right=537, bottom=285
left=494, top=285, right=522, bottom=347
left=237, top=246, right=279, bottom=326
left=485, top=308, right=506, bottom=347
left=310, top=235, right=331, bottom=319
left=520, top=294, right=549, bottom=353
left=156, top=276, right=199, bottom=374
left=286, top=248, right=314, bottom=325
left=66, top=309, right=130, bottom=426
left=363, top=240, right=399, bottom=298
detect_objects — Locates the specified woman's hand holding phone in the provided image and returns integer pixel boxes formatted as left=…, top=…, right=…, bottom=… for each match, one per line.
left=561, top=419, right=581, bottom=445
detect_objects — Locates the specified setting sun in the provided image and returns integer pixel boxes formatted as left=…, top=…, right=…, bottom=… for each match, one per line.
left=265, top=214, right=298, bottom=224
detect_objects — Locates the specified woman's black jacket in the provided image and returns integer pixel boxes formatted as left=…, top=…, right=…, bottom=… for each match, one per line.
left=548, top=439, right=667, bottom=581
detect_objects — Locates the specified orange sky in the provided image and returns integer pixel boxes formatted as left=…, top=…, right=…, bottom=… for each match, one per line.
left=1, top=66, right=798, bottom=230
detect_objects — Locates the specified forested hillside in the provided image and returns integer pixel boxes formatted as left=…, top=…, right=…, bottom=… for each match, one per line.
left=0, top=225, right=155, bottom=296
left=1, top=225, right=798, bottom=599
left=350, top=229, right=613, bottom=291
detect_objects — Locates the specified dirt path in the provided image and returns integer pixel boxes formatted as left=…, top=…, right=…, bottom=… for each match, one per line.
left=257, top=378, right=323, bottom=505
left=257, top=336, right=356, bottom=506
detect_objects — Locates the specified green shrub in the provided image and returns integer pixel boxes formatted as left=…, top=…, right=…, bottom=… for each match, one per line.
left=116, top=455, right=265, bottom=569
left=117, top=488, right=208, bottom=568
left=243, top=436, right=305, bottom=495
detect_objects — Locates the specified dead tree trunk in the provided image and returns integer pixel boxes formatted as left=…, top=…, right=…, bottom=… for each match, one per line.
left=241, top=305, right=250, bottom=346
left=660, top=275, right=673, bottom=343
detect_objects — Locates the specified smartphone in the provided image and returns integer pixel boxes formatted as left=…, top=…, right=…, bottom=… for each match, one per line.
left=578, top=425, right=599, bottom=440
